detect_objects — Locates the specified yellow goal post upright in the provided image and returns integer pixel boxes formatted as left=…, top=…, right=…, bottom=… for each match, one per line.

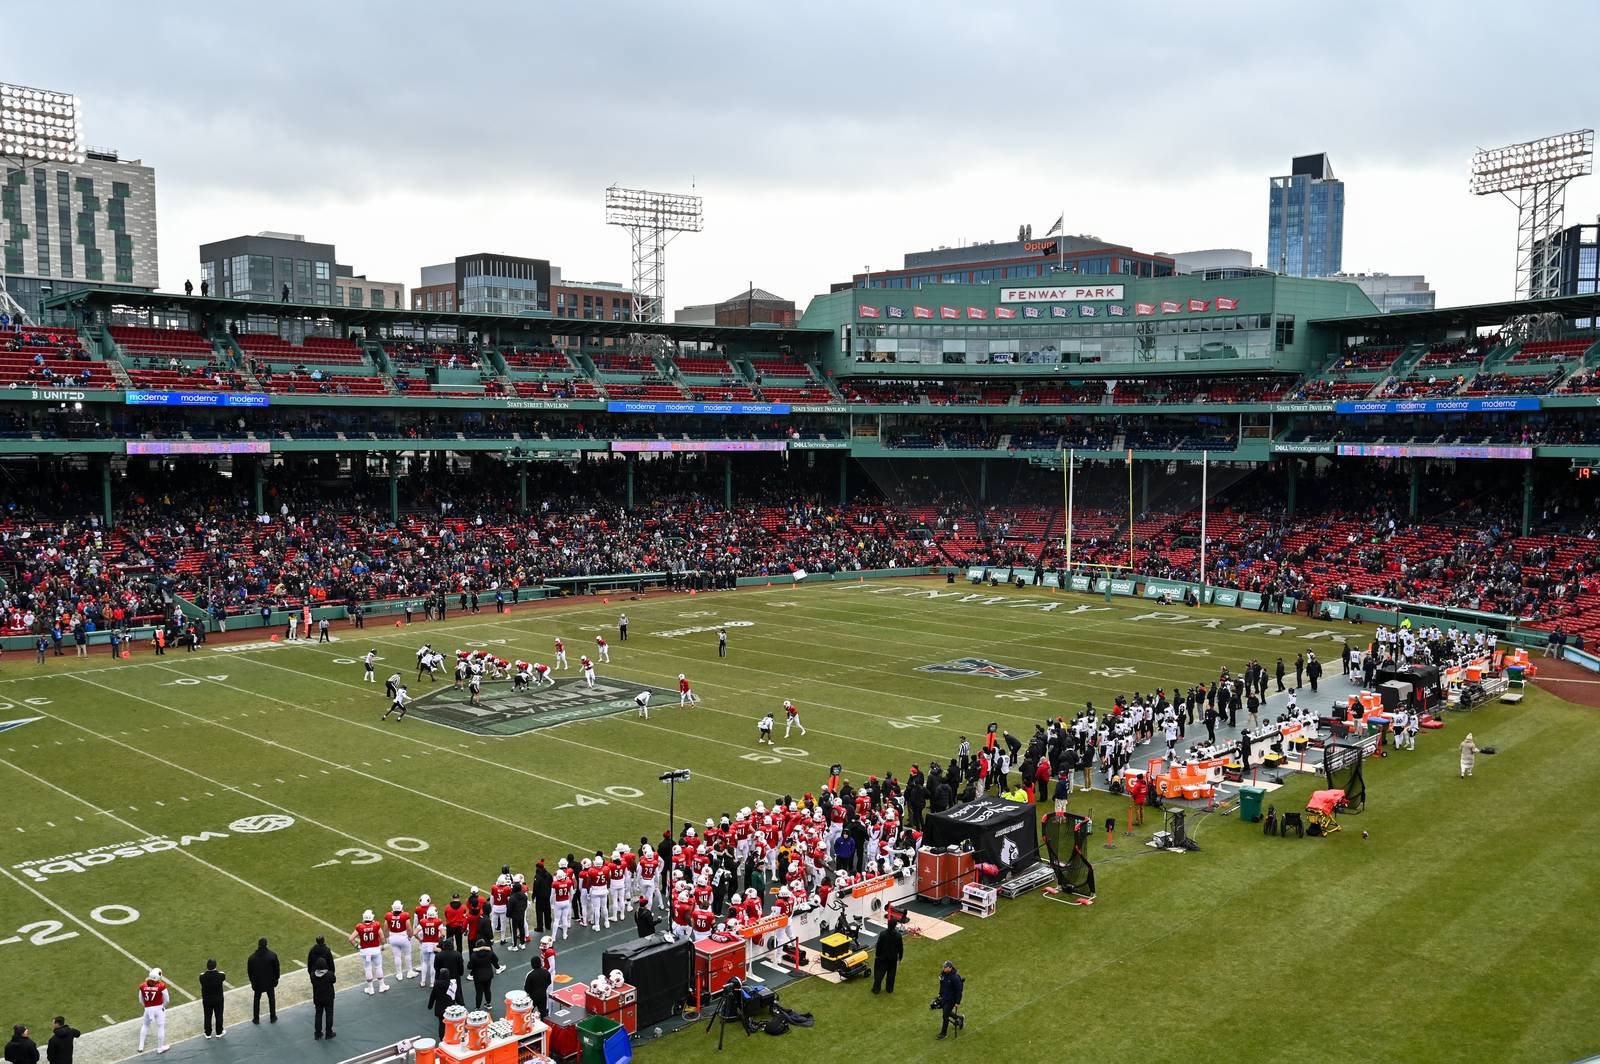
left=1060, top=446, right=1138, bottom=577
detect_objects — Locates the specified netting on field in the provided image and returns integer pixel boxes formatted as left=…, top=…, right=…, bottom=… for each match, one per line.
left=1041, top=811, right=1096, bottom=897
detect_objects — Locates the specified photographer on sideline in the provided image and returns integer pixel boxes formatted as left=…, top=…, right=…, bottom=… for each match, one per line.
left=933, top=960, right=965, bottom=1039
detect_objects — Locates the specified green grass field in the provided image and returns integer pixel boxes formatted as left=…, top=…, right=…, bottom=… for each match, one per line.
left=2, top=578, right=1597, bottom=1063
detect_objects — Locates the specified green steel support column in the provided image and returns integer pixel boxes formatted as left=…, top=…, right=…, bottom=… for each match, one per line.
left=518, top=467, right=528, bottom=514
left=253, top=459, right=264, bottom=515
left=1140, top=464, right=1150, bottom=514
left=724, top=458, right=733, bottom=509
left=1286, top=459, right=1297, bottom=518
left=626, top=454, right=635, bottom=512
left=1408, top=462, right=1420, bottom=518
left=100, top=459, right=112, bottom=527
left=839, top=456, right=848, bottom=506
left=979, top=458, right=988, bottom=502
left=389, top=459, right=399, bottom=524
left=1522, top=463, right=1534, bottom=537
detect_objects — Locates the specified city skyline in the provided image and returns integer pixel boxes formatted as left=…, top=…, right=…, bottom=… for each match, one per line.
left=5, top=1, right=1599, bottom=315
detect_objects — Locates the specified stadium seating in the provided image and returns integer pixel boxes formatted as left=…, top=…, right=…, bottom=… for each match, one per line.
left=110, top=325, right=217, bottom=360
left=760, top=385, right=836, bottom=405
left=671, top=355, right=737, bottom=377
left=501, top=349, right=571, bottom=371
left=1509, top=338, right=1593, bottom=363
left=261, top=373, right=388, bottom=396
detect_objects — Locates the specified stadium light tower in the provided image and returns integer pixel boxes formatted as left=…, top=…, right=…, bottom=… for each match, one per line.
left=0, top=81, right=84, bottom=324
left=1471, top=130, right=1593, bottom=301
left=604, top=185, right=703, bottom=328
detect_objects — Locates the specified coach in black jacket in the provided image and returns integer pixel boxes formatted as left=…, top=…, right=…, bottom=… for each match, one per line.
left=871, top=915, right=906, bottom=994
left=308, top=936, right=336, bottom=1040
left=44, top=1020, right=76, bottom=1064
left=199, top=959, right=227, bottom=1038
left=523, top=961, right=552, bottom=1018
left=247, top=938, right=280, bottom=1023
left=532, top=861, right=554, bottom=934
left=507, top=882, right=530, bottom=950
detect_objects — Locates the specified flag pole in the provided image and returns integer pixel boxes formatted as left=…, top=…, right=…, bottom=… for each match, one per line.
left=1064, top=447, right=1075, bottom=576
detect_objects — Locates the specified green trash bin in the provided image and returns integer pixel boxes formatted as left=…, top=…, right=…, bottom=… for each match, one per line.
left=1238, top=785, right=1266, bottom=823
left=577, top=1015, right=624, bottom=1064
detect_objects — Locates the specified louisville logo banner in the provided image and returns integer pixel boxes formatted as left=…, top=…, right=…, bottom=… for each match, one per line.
left=858, top=305, right=880, bottom=318
left=1215, top=296, right=1237, bottom=310
left=1135, top=303, right=1155, bottom=316
left=917, top=658, right=1040, bottom=680
left=1188, top=298, right=1208, bottom=312
left=994, top=307, right=1016, bottom=319
left=913, top=305, right=933, bottom=318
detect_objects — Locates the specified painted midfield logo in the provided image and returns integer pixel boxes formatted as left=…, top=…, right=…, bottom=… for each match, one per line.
left=412, top=678, right=678, bottom=736
left=917, top=658, right=1040, bottom=680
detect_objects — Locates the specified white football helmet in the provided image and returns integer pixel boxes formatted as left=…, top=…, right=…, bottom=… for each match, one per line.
left=540, top=936, right=553, bottom=949
left=149, top=967, right=163, bottom=980
left=420, top=893, right=432, bottom=907
left=513, top=873, right=525, bottom=885
left=608, top=969, right=624, bottom=988
left=427, top=906, right=439, bottom=919
left=685, top=827, right=696, bottom=838
left=581, top=858, right=593, bottom=870
left=642, top=844, right=654, bottom=857
left=497, top=873, right=510, bottom=887
left=590, top=977, right=610, bottom=997
left=678, top=674, right=686, bottom=681
left=362, top=909, right=375, bottom=922
left=392, top=900, right=404, bottom=912
left=558, top=858, right=569, bottom=870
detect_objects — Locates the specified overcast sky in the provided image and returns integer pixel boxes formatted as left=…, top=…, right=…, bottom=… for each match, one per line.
left=12, top=0, right=1600, bottom=312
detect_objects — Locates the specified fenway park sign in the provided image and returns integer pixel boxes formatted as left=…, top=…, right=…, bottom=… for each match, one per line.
left=1000, top=284, right=1124, bottom=303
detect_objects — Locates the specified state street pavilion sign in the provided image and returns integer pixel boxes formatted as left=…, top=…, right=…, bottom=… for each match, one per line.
left=410, top=677, right=678, bottom=736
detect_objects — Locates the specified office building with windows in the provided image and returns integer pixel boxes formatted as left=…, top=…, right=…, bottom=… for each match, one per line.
left=414, top=253, right=550, bottom=317
left=1547, top=218, right=1600, bottom=296
left=199, top=232, right=337, bottom=304
left=333, top=267, right=403, bottom=310
left=1267, top=153, right=1344, bottom=278
left=1324, top=272, right=1435, bottom=313
left=1, top=148, right=158, bottom=317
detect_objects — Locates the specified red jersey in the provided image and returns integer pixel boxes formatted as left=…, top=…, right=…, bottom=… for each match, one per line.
left=784, top=702, right=798, bottom=718
left=595, top=637, right=607, bottom=648
left=539, top=945, right=556, bottom=975
left=671, top=897, right=693, bottom=927
left=353, top=920, right=383, bottom=949
left=580, top=657, right=593, bottom=669
left=138, top=981, right=167, bottom=1008
left=690, top=907, right=716, bottom=933
left=555, top=639, right=564, bottom=653
left=772, top=895, right=794, bottom=917
left=384, top=910, right=411, bottom=936
left=490, top=883, right=512, bottom=907
left=679, top=678, right=691, bottom=694
left=693, top=882, right=713, bottom=908
left=639, top=855, right=661, bottom=880
left=413, top=904, right=431, bottom=928
left=534, top=664, right=550, bottom=678
left=607, top=861, right=626, bottom=884
left=553, top=875, right=575, bottom=902
left=418, top=916, right=443, bottom=944
left=443, top=903, right=468, bottom=930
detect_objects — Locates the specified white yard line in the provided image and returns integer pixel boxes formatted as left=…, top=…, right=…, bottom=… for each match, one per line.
left=0, top=860, right=198, bottom=1001
left=1, top=754, right=343, bottom=935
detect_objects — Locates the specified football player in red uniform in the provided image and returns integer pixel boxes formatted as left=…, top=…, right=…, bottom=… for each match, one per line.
left=384, top=900, right=416, bottom=979
left=677, top=674, right=699, bottom=707
left=580, top=655, right=596, bottom=689
left=554, top=638, right=568, bottom=669
left=595, top=635, right=610, bottom=664
left=783, top=699, right=805, bottom=737
left=490, top=873, right=513, bottom=943
left=137, top=968, right=171, bottom=1053
left=637, top=845, right=661, bottom=909
left=551, top=861, right=575, bottom=940
left=416, top=904, right=443, bottom=988
left=349, top=908, right=388, bottom=994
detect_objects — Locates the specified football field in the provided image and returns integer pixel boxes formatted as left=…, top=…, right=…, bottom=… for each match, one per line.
left=2, top=578, right=1597, bottom=1063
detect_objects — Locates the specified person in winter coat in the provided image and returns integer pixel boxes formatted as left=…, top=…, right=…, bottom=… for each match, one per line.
left=247, top=938, right=280, bottom=1023
left=467, top=939, right=504, bottom=1008
left=4, top=1025, right=38, bottom=1064
left=506, top=883, right=530, bottom=951
left=427, top=969, right=460, bottom=1040
left=443, top=894, right=469, bottom=952
left=870, top=913, right=906, bottom=994
left=44, top=1020, right=77, bottom=1064
left=935, top=961, right=965, bottom=1039
left=1460, top=733, right=1480, bottom=778
left=523, top=959, right=552, bottom=1019
left=307, top=936, right=336, bottom=1040
left=532, top=861, right=554, bottom=935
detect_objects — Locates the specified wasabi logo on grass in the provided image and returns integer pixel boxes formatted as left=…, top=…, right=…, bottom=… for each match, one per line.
left=411, top=678, right=679, bottom=736
left=14, top=816, right=297, bottom=882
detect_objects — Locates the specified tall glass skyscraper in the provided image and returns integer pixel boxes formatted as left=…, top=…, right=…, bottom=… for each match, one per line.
left=1267, top=153, right=1344, bottom=278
